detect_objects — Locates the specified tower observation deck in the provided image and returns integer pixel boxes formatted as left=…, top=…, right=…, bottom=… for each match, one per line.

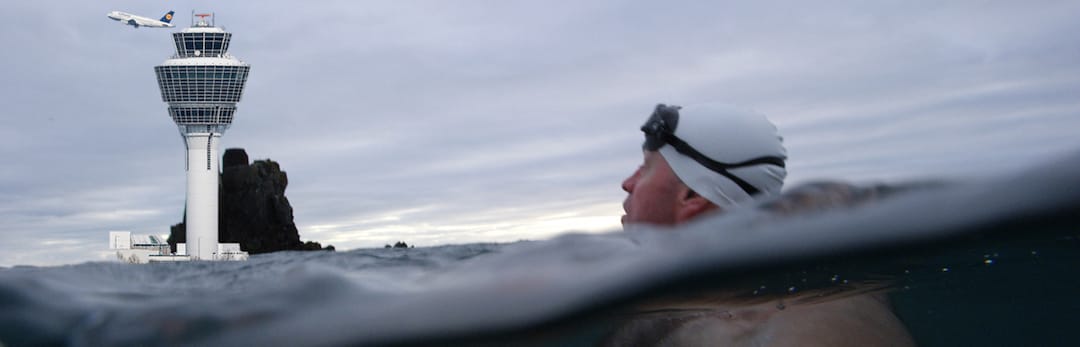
left=154, top=14, right=250, bottom=260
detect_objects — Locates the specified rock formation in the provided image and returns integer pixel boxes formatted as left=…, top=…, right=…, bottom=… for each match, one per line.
left=168, top=148, right=333, bottom=254
left=384, top=241, right=412, bottom=249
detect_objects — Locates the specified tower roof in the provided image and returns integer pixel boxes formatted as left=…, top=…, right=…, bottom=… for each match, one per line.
left=180, top=26, right=226, bottom=34
left=160, top=56, right=246, bottom=66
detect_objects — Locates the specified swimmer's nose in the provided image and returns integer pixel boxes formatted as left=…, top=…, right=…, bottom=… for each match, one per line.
left=621, top=173, right=637, bottom=193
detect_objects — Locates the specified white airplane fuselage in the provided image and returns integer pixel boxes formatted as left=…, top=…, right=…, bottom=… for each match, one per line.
left=107, top=11, right=175, bottom=28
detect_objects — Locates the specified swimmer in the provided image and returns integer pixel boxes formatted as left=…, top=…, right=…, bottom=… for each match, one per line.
left=611, top=103, right=915, bottom=346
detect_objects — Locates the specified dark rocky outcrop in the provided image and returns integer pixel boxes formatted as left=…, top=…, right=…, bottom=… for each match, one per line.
left=384, top=241, right=411, bottom=249
left=168, top=148, right=333, bottom=254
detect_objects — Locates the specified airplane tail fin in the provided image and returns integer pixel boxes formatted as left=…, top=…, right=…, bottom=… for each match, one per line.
left=160, top=11, right=175, bottom=23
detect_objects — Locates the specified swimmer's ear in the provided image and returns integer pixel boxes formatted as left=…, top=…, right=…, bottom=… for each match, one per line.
left=676, top=189, right=717, bottom=223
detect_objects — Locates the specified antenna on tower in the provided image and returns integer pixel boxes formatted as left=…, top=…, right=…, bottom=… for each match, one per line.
left=193, top=12, right=213, bottom=27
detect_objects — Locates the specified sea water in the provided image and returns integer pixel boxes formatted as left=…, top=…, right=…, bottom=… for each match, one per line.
left=2, top=152, right=1078, bottom=346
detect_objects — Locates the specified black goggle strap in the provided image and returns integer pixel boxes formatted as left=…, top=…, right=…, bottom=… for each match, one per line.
left=658, top=131, right=785, bottom=196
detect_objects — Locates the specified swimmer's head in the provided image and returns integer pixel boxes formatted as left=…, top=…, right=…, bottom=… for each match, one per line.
left=639, top=103, right=787, bottom=207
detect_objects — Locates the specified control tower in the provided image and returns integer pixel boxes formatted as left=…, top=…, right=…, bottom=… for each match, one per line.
left=154, top=14, right=250, bottom=260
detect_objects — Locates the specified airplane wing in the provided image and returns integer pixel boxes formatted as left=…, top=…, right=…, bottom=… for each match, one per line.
left=127, top=19, right=139, bottom=28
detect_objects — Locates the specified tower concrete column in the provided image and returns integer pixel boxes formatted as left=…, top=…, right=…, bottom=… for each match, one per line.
left=184, top=132, right=221, bottom=259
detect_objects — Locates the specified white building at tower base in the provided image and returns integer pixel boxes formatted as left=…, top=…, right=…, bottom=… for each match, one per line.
left=108, top=231, right=248, bottom=264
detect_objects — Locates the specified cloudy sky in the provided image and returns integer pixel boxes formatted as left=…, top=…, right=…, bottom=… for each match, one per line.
left=2, top=1, right=1078, bottom=266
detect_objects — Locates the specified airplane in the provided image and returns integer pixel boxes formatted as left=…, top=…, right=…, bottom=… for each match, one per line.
left=107, top=10, right=175, bottom=28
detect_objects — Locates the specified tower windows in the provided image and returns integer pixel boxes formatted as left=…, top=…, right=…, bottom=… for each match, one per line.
left=155, top=65, right=250, bottom=103
left=169, top=106, right=237, bottom=125
left=173, top=32, right=232, bottom=57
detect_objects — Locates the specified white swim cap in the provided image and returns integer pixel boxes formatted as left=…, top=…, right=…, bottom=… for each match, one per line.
left=641, top=103, right=787, bottom=207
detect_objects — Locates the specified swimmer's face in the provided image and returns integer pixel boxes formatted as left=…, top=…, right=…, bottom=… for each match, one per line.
left=621, top=151, right=687, bottom=226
